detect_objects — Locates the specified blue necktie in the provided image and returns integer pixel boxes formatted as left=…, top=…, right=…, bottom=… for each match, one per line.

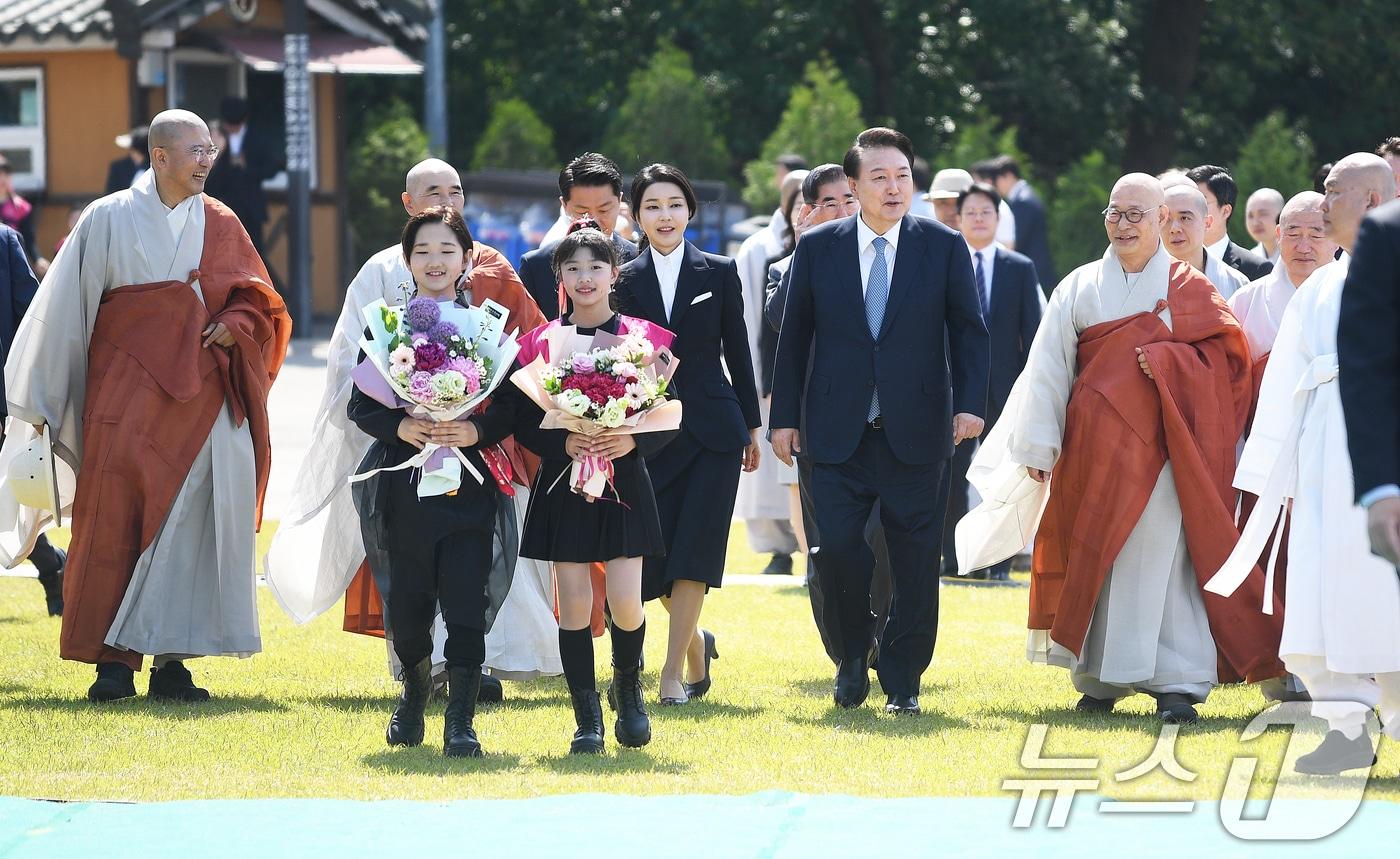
left=976, top=251, right=990, bottom=320
left=866, top=237, right=889, bottom=421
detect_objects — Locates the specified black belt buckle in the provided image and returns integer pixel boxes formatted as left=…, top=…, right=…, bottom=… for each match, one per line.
left=868, top=416, right=883, bottom=430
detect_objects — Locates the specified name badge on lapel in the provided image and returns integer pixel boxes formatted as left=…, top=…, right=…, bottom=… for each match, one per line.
left=690, top=291, right=713, bottom=306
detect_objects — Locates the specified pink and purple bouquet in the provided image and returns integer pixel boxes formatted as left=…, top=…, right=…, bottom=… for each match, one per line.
left=511, top=319, right=682, bottom=501
left=350, top=295, right=520, bottom=497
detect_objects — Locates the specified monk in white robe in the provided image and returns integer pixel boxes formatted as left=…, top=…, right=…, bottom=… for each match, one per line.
left=265, top=160, right=561, bottom=690
left=0, top=111, right=290, bottom=702
left=1210, top=154, right=1399, bottom=775
left=968, top=174, right=1282, bottom=724
left=735, top=174, right=802, bottom=571
left=1229, top=192, right=1337, bottom=364
left=1164, top=185, right=1249, bottom=300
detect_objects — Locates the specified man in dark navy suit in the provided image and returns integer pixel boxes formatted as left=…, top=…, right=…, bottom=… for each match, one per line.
left=1187, top=164, right=1274, bottom=282
left=518, top=153, right=638, bottom=318
left=0, top=224, right=66, bottom=615
left=771, top=128, right=990, bottom=714
left=940, top=183, right=1043, bottom=583
left=1341, top=198, right=1400, bottom=567
left=990, top=156, right=1056, bottom=296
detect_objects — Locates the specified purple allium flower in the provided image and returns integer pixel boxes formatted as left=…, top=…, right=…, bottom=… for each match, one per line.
left=414, top=340, right=448, bottom=371
left=405, top=297, right=441, bottom=332
left=427, top=320, right=459, bottom=345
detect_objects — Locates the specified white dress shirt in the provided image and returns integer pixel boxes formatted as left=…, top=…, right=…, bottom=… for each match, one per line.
left=969, top=242, right=998, bottom=293
left=1205, top=234, right=1231, bottom=260
left=228, top=124, right=248, bottom=157
left=651, top=244, right=684, bottom=320
left=995, top=200, right=1016, bottom=247
left=855, top=215, right=901, bottom=295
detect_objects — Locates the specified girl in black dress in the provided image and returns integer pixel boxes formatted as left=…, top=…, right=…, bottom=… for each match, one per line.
left=508, top=220, right=674, bottom=753
left=616, top=165, right=763, bottom=705
left=349, top=207, right=516, bottom=758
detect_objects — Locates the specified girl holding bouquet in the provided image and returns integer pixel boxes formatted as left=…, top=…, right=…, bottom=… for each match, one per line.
left=617, top=165, right=763, bottom=705
left=505, top=219, right=676, bottom=753
left=348, top=207, right=518, bottom=758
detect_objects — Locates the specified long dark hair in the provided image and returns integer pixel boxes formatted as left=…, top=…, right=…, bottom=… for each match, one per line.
left=551, top=216, right=618, bottom=318
left=629, top=163, right=698, bottom=252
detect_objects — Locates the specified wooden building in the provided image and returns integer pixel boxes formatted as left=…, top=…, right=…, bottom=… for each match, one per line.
left=0, top=0, right=427, bottom=317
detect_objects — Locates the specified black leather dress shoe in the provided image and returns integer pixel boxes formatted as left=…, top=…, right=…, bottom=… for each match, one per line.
left=833, top=655, right=870, bottom=709
left=148, top=661, right=210, bottom=702
left=88, top=662, right=137, bottom=703
left=478, top=672, right=504, bottom=703
left=1294, top=730, right=1376, bottom=775
left=762, top=553, right=794, bottom=576
left=884, top=695, right=921, bottom=715
left=1153, top=692, right=1199, bottom=724
left=1075, top=693, right=1116, bottom=714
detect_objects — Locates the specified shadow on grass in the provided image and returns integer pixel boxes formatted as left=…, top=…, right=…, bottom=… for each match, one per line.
left=649, top=700, right=764, bottom=720
left=361, top=748, right=525, bottom=774
left=788, top=706, right=973, bottom=736
left=978, top=701, right=1251, bottom=734
left=0, top=694, right=290, bottom=717
left=538, top=748, right=690, bottom=775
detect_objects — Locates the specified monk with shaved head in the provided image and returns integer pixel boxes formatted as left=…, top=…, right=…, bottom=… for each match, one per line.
left=0, top=109, right=292, bottom=701
left=962, top=172, right=1283, bottom=724
left=265, top=157, right=551, bottom=706
left=1163, top=184, right=1249, bottom=299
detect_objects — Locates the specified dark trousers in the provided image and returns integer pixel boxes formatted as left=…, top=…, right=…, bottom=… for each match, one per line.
left=387, top=529, right=491, bottom=671
left=940, top=436, right=1012, bottom=577
left=797, top=448, right=891, bottom=665
left=27, top=534, right=62, bottom=574
left=810, top=427, right=949, bottom=697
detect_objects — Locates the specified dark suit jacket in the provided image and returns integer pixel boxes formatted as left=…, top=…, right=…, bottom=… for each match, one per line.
left=0, top=224, right=41, bottom=417
left=1339, top=199, right=1400, bottom=501
left=771, top=214, right=990, bottom=465
left=104, top=157, right=142, bottom=195
left=204, top=125, right=280, bottom=231
left=981, top=246, right=1043, bottom=429
left=1222, top=239, right=1273, bottom=281
left=519, top=232, right=639, bottom=319
left=1006, top=181, right=1057, bottom=294
left=616, top=242, right=761, bottom=452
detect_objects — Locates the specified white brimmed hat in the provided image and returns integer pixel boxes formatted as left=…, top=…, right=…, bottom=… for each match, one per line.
left=927, top=168, right=975, bottom=200
left=7, top=425, right=62, bottom=526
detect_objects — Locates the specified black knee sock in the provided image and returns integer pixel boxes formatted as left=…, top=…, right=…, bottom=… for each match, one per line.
left=609, top=618, right=645, bottom=670
left=558, top=626, right=595, bottom=693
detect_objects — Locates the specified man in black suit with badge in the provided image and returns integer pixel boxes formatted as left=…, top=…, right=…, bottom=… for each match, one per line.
left=1188, top=164, right=1274, bottom=282
left=518, top=153, right=638, bottom=318
left=771, top=128, right=989, bottom=715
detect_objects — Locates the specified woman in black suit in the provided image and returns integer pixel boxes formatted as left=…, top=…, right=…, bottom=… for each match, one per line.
left=616, top=164, right=762, bottom=704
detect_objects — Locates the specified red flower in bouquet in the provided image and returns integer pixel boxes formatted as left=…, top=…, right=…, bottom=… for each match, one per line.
left=562, top=370, right=628, bottom=406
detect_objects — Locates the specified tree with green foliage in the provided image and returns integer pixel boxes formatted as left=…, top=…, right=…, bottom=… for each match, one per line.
left=471, top=98, right=557, bottom=172
left=742, top=58, right=866, bottom=213
left=1228, top=111, right=1316, bottom=246
left=1048, top=150, right=1120, bottom=277
left=347, top=102, right=430, bottom=261
left=940, top=106, right=1032, bottom=182
left=602, top=42, right=730, bottom=179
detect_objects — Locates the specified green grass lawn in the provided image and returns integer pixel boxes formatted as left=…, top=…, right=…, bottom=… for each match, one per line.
left=3, top=523, right=1398, bottom=803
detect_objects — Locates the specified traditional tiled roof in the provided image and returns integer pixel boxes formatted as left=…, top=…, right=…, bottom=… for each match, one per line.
left=0, top=0, right=114, bottom=44
left=0, top=0, right=430, bottom=46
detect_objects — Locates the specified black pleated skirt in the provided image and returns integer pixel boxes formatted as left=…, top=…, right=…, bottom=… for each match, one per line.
left=519, top=452, right=667, bottom=563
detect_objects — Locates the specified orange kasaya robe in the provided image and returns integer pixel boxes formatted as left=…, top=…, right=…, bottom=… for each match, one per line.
left=61, top=199, right=292, bottom=668
left=340, top=244, right=612, bottom=639
left=1030, top=259, right=1285, bottom=684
